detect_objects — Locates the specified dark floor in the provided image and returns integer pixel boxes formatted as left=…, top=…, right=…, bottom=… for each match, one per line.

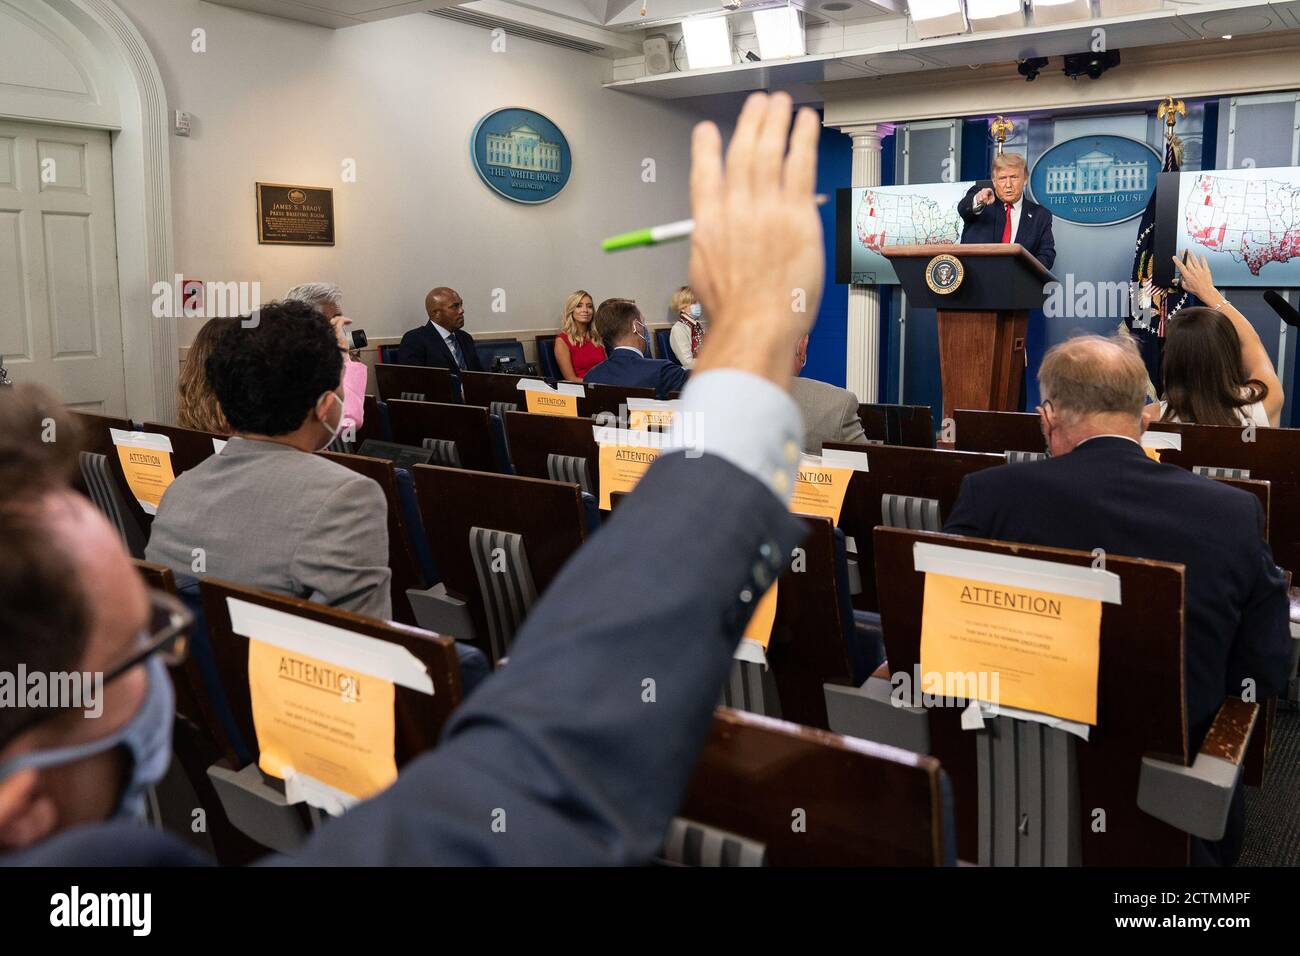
left=1238, top=707, right=1300, bottom=866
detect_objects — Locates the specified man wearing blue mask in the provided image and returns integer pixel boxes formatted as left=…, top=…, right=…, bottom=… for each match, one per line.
left=583, top=298, right=689, bottom=400
left=0, top=390, right=185, bottom=852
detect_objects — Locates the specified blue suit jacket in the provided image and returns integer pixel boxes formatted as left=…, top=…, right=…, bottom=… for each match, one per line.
left=584, top=347, right=689, bottom=400
left=5, top=452, right=804, bottom=866
left=957, top=182, right=1056, bottom=270
left=395, top=322, right=483, bottom=372
left=944, top=437, right=1290, bottom=864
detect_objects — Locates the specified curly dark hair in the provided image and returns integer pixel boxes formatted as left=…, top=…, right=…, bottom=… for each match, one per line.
left=206, top=300, right=343, bottom=436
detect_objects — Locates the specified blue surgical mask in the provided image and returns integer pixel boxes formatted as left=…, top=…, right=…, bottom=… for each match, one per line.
left=0, top=655, right=175, bottom=821
left=689, top=303, right=702, bottom=320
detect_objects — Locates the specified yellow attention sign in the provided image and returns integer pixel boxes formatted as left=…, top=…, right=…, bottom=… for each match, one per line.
left=627, top=407, right=677, bottom=431
left=1143, top=446, right=1162, bottom=462
left=597, top=441, right=661, bottom=509
left=525, top=390, right=580, bottom=417
left=790, top=464, right=853, bottom=522
left=114, top=445, right=175, bottom=514
left=247, top=639, right=398, bottom=800
left=918, top=572, right=1102, bottom=725
left=742, top=582, right=779, bottom=650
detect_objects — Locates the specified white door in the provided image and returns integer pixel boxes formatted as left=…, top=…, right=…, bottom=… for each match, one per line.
left=0, top=120, right=126, bottom=413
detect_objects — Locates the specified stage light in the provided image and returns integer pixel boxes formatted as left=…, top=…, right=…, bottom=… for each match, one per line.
left=1030, top=0, right=1092, bottom=26
left=907, top=0, right=967, bottom=40
left=682, top=15, right=733, bottom=69
left=753, top=7, right=806, bottom=60
left=968, top=0, right=1025, bottom=32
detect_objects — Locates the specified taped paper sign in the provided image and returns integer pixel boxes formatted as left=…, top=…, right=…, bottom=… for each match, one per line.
left=109, top=429, right=175, bottom=515
left=247, top=639, right=398, bottom=804
left=914, top=543, right=1118, bottom=726
left=625, top=397, right=679, bottom=431
left=524, top=390, right=579, bottom=417
left=742, top=582, right=779, bottom=650
left=228, top=597, right=434, bottom=812
left=790, top=453, right=859, bottom=522
left=595, top=426, right=664, bottom=509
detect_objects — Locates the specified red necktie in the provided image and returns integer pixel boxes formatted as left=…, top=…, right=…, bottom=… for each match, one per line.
left=1001, top=203, right=1013, bottom=243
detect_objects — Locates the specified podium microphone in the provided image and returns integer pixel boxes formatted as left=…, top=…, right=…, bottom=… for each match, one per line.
left=1263, top=290, right=1300, bottom=328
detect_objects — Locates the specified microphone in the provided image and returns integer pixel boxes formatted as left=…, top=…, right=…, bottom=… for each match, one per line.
left=1263, top=290, right=1300, bottom=328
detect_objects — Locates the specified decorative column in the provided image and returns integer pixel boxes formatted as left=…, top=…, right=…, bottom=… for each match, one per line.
left=836, top=123, right=893, bottom=402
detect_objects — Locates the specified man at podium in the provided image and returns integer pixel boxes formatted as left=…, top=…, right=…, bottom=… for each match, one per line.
left=957, top=153, right=1056, bottom=270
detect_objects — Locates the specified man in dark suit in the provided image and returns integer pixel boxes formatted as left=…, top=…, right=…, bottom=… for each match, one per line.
left=944, top=334, right=1290, bottom=866
left=395, top=287, right=483, bottom=371
left=958, top=153, right=1056, bottom=270
left=584, top=298, right=689, bottom=400
left=0, top=91, right=824, bottom=865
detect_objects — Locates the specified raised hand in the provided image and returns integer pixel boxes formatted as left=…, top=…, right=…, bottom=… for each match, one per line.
left=688, top=92, right=823, bottom=389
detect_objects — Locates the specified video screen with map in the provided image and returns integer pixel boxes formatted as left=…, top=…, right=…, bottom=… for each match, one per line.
left=835, top=182, right=975, bottom=285
left=1175, top=166, right=1300, bottom=286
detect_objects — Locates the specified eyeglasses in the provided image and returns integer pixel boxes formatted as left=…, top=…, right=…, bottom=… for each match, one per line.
left=0, top=590, right=192, bottom=751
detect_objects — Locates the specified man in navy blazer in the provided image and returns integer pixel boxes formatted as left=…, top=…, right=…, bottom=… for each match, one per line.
left=584, top=298, right=689, bottom=400
left=944, top=334, right=1290, bottom=866
left=395, top=287, right=483, bottom=372
left=957, top=153, right=1056, bottom=270
left=0, top=92, right=825, bottom=866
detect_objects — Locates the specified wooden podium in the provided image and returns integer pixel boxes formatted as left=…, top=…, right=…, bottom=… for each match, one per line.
left=885, top=243, right=1054, bottom=421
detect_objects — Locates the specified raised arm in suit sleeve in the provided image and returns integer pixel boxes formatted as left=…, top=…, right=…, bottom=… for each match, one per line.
left=282, top=370, right=807, bottom=866
left=835, top=390, right=868, bottom=446
left=958, top=182, right=985, bottom=225
left=291, top=473, right=392, bottom=620
left=1227, top=499, right=1292, bottom=702
left=1035, top=210, right=1057, bottom=271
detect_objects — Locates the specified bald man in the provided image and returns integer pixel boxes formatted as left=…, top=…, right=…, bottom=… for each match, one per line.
left=395, top=287, right=483, bottom=372
left=944, top=334, right=1289, bottom=866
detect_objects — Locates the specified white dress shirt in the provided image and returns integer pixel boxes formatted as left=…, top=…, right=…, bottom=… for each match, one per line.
left=974, top=193, right=1024, bottom=241
left=433, top=321, right=464, bottom=368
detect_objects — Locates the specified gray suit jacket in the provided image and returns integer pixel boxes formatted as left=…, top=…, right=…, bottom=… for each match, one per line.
left=789, top=375, right=867, bottom=454
left=145, top=437, right=392, bottom=619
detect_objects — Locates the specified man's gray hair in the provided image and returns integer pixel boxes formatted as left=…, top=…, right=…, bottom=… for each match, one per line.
left=1037, top=334, right=1147, bottom=421
left=284, top=282, right=343, bottom=310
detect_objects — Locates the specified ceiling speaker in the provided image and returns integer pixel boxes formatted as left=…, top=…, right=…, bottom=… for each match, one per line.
left=644, top=35, right=671, bottom=75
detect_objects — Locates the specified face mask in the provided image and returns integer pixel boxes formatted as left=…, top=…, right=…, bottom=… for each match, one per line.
left=688, top=304, right=702, bottom=320
left=633, top=322, right=648, bottom=352
left=0, top=655, right=175, bottom=822
left=315, top=389, right=344, bottom=451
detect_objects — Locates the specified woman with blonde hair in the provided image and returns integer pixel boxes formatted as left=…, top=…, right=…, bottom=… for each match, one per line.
left=668, top=285, right=705, bottom=369
left=177, top=317, right=235, bottom=434
left=554, top=289, right=606, bottom=382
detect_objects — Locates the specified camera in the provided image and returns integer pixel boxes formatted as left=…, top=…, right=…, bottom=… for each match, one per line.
left=349, top=329, right=368, bottom=350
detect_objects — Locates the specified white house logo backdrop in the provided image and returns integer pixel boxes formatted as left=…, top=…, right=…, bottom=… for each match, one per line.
left=1029, top=135, right=1161, bottom=227
left=471, top=108, right=572, bottom=204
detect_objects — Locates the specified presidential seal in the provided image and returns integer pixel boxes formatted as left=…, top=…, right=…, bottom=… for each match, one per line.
left=925, top=253, right=963, bottom=295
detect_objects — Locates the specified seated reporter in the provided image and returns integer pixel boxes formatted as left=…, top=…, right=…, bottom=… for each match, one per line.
left=146, top=301, right=393, bottom=620
left=554, top=290, right=606, bottom=382
left=668, top=285, right=705, bottom=369
left=1160, top=254, right=1284, bottom=427
left=177, top=317, right=235, bottom=434
left=3, top=91, right=821, bottom=865
left=584, top=298, right=689, bottom=400
left=284, top=282, right=368, bottom=432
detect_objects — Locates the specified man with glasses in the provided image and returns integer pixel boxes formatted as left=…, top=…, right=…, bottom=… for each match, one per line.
left=0, top=389, right=194, bottom=855
left=583, top=298, right=688, bottom=400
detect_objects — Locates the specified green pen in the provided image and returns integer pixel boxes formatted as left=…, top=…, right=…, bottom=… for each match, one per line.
left=603, top=195, right=829, bottom=252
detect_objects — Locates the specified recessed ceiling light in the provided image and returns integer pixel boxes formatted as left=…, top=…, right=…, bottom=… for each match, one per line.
left=1222, top=34, right=1233, bottom=39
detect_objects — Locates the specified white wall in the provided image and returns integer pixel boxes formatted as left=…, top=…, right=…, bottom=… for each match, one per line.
left=114, top=0, right=720, bottom=344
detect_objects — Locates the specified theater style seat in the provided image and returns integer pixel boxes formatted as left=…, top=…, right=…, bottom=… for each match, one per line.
left=535, top=334, right=560, bottom=379
left=654, top=328, right=679, bottom=365
left=826, top=527, right=1265, bottom=866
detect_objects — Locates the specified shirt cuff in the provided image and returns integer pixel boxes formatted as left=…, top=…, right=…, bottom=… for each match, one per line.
left=666, top=369, right=804, bottom=503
